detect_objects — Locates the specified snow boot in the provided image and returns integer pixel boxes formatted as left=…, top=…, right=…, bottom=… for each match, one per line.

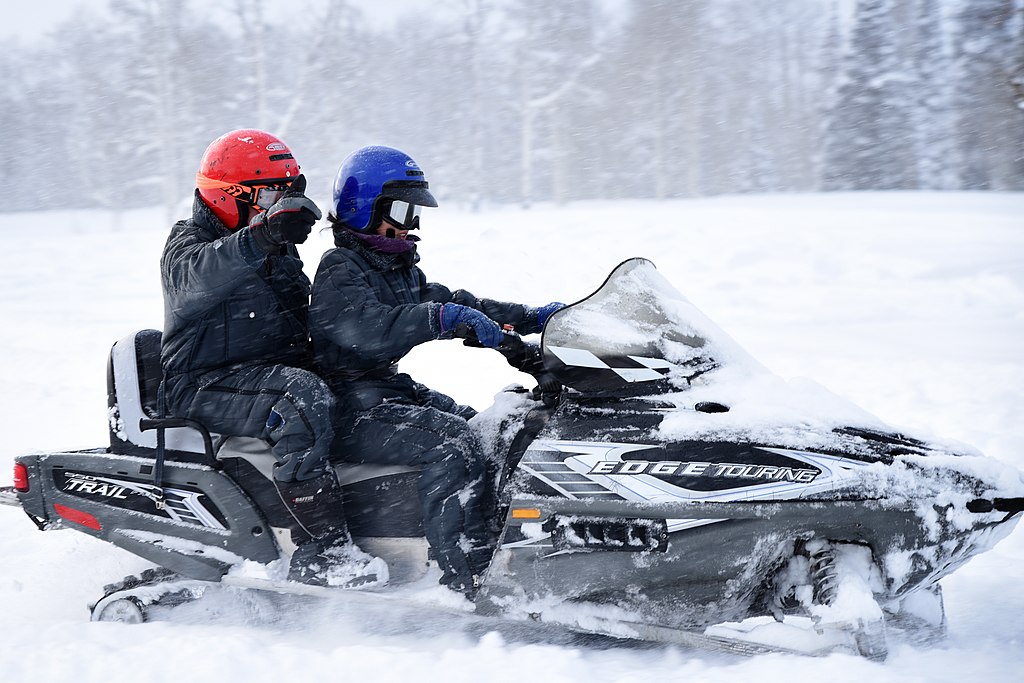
left=287, top=535, right=389, bottom=589
left=436, top=547, right=480, bottom=599
left=274, top=473, right=388, bottom=589
left=467, top=544, right=494, bottom=578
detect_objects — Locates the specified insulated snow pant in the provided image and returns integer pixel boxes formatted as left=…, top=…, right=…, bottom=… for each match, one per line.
left=165, top=363, right=336, bottom=482
left=336, top=387, right=493, bottom=588
left=166, top=365, right=360, bottom=585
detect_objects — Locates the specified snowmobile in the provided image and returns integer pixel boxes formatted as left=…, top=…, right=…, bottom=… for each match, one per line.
left=3, top=257, right=1023, bottom=659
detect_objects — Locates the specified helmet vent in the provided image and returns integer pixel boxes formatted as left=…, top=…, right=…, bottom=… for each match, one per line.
left=406, top=170, right=424, bottom=177
left=269, top=153, right=295, bottom=162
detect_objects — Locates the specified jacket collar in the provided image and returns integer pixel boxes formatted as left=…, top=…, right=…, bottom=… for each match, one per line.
left=334, top=228, right=420, bottom=271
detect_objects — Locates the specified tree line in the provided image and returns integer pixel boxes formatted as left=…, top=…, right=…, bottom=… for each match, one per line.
left=1, top=0, right=1020, bottom=216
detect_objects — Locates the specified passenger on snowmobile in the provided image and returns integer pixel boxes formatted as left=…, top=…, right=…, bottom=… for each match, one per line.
left=310, top=145, right=563, bottom=595
left=161, top=129, right=380, bottom=587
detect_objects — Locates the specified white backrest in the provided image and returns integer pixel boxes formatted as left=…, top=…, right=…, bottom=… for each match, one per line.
left=109, top=331, right=210, bottom=454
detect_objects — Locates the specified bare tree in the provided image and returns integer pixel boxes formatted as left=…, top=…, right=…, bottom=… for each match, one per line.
left=0, top=0, right=1021, bottom=216
left=953, top=0, right=1024, bottom=190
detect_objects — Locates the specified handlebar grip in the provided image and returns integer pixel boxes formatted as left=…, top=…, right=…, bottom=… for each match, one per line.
left=449, top=322, right=551, bottom=392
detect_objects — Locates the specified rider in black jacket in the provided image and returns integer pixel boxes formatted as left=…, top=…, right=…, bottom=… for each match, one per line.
left=161, top=129, right=384, bottom=588
left=310, top=145, right=562, bottom=596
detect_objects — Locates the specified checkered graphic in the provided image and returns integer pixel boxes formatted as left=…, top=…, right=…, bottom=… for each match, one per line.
left=547, top=345, right=673, bottom=383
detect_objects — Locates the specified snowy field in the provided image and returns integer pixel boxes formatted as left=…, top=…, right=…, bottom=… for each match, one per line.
left=0, top=191, right=1021, bottom=682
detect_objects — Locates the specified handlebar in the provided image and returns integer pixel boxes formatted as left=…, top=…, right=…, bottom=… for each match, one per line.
left=453, top=323, right=561, bottom=406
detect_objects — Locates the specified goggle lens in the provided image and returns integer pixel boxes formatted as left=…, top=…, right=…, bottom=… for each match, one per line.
left=254, top=184, right=292, bottom=209
left=384, top=199, right=422, bottom=229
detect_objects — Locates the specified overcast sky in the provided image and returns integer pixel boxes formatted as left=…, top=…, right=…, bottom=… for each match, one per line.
left=0, top=0, right=82, bottom=39
left=0, top=0, right=443, bottom=40
left=3, top=0, right=632, bottom=41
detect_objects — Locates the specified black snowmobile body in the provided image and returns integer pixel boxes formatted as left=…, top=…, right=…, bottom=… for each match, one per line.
left=478, top=259, right=1024, bottom=648
left=3, top=257, right=1022, bottom=656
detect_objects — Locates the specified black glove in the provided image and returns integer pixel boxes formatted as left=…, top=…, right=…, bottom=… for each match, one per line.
left=249, top=174, right=322, bottom=253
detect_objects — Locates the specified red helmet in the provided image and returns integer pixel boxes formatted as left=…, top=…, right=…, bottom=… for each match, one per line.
left=195, top=129, right=300, bottom=229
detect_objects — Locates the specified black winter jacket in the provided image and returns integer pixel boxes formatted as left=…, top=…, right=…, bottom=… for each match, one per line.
left=161, top=193, right=312, bottom=379
left=310, top=230, right=539, bottom=398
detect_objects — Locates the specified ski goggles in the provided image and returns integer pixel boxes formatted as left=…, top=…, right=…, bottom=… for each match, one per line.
left=195, top=174, right=294, bottom=209
left=252, top=183, right=292, bottom=209
left=382, top=199, right=422, bottom=229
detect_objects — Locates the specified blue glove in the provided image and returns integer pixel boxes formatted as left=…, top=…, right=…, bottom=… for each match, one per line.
left=438, top=304, right=503, bottom=348
left=533, top=302, right=565, bottom=331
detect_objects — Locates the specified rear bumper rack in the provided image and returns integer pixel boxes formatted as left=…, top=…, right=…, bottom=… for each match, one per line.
left=0, top=485, right=20, bottom=508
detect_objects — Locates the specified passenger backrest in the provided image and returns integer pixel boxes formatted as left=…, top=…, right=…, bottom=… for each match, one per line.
left=107, top=329, right=210, bottom=455
left=106, top=330, right=282, bottom=478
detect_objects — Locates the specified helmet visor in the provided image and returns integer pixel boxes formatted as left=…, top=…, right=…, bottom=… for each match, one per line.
left=383, top=199, right=423, bottom=229
left=381, top=180, right=438, bottom=208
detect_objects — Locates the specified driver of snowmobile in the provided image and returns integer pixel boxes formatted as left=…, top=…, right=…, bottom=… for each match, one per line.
left=309, top=145, right=563, bottom=597
left=160, top=129, right=384, bottom=588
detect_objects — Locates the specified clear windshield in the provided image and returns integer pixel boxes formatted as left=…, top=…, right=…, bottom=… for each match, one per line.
left=541, top=258, right=759, bottom=395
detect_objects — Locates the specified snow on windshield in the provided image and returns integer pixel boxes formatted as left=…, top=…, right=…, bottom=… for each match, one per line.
left=543, top=258, right=763, bottom=389
left=546, top=258, right=896, bottom=451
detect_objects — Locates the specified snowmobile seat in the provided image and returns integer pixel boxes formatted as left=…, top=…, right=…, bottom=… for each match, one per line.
left=107, top=330, right=291, bottom=471
left=106, top=331, right=417, bottom=471
left=106, top=329, right=423, bottom=536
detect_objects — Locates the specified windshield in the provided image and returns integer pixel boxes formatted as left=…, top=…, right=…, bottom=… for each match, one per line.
left=541, top=258, right=759, bottom=396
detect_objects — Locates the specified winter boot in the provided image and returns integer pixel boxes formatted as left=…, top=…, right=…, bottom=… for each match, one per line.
left=274, top=473, right=388, bottom=589
left=287, top=534, right=389, bottom=589
left=435, top=547, right=480, bottom=600
left=467, top=544, right=494, bottom=579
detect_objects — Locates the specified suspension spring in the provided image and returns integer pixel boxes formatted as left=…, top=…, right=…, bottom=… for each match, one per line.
left=809, top=544, right=840, bottom=606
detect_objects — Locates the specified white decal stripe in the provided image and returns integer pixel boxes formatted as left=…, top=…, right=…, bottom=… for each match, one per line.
left=548, top=346, right=607, bottom=368
left=612, top=367, right=666, bottom=382
left=500, top=536, right=553, bottom=549
left=628, top=355, right=674, bottom=370
left=163, top=487, right=226, bottom=530
left=520, top=464, right=584, bottom=500
left=536, top=440, right=659, bottom=458
left=666, top=519, right=727, bottom=532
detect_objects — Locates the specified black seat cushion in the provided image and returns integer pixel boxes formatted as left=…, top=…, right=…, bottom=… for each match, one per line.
left=134, top=329, right=164, bottom=417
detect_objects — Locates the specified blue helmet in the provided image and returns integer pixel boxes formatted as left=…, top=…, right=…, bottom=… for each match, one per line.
left=331, top=145, right=438, bottom=232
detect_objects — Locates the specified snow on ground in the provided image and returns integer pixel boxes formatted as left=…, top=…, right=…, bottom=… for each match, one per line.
left=0, top=191, right=1021, bottom=682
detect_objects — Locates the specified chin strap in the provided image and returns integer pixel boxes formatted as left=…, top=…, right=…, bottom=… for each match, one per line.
left=236, top=199, right=253, bottom=230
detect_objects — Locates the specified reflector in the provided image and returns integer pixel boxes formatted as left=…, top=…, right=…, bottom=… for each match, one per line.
left=53, top=503, right=102, bottom=531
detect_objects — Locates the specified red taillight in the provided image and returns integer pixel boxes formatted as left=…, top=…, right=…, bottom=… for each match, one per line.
left=53, top=503, right=102, bottom=531
left=13, top=462, right=29, bottom=493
